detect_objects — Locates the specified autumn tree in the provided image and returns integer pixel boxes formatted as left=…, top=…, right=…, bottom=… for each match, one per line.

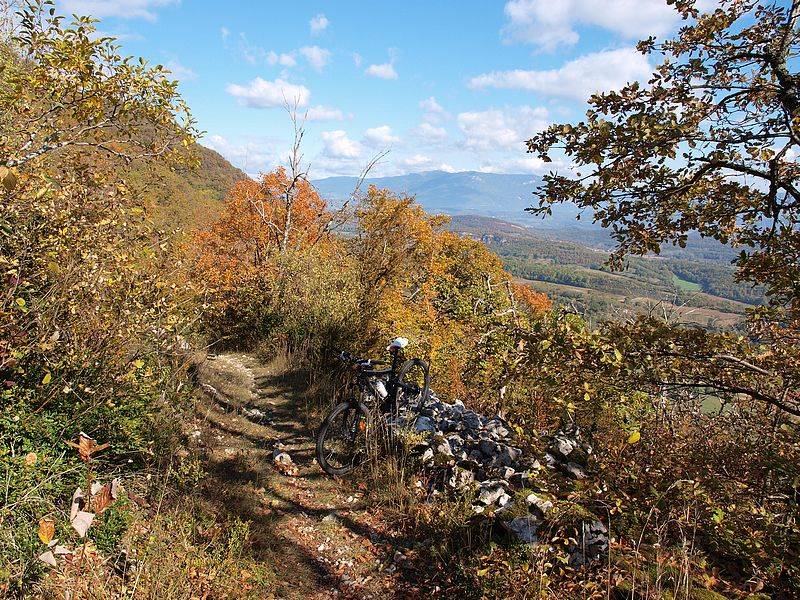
left=1, top=3, right=194, bottom=169
left=190, top=165, right=352, bottom=346
left=515, top=2, right=800, bottom=593
left=193, top=168, right=328, bottom=282
left=526, top=0, right=800, bottom=416
left=1, top=1, right=199, bottom=589
left=351, top=186, right=549, bottom=400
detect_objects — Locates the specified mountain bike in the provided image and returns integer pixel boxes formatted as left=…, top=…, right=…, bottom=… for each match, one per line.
left=315, top=338, right=431, bottom=476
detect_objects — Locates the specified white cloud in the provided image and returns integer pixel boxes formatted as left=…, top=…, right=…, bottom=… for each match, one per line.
left=60, top=0, right=177, bottom=20
left=164, top=59, right=196, bottom=82
left=502, top=0, right=684, bottom=51
left=364, top=125, right=400, bottom=145
left=235, top=33, right=268, bottom=65
left=310, top=13, right=329, bottom=35
left=220, top=26, right=230, bottom=40
left=353, top=52, right=363, bottom=68
left=267, top=51, right=297, bottom=68
left=457, top=106, right=549, bottom=151
left=232, top=34, right=296, bottom=67
left=400, top=155, right=457, bottom=173
left=479, top=156, right=553, bottom=174
left=299, top=45, right=331, bottom=71
left=469, top=47, right=651, bottom=101
left=420, top=96, right=445, bottom=115
left=419, top=96, right=450, bottom=124
left=306, top=105, right=345, bottom=121
left=226, top=77, right=310, bottom=109
left=228, top=35, right=329, bottom=71
left=403, top=154, right=433, bottom=167
left=204, top=134, right=277, bottom=174
left=321, top=130, right=362, bottom=159
left=365, top=62, right=398, bottom=80
left=415, top=122, right=448, bottom=142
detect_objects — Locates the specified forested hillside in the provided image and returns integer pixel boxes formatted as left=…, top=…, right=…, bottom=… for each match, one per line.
left=450, top=215, right=763, bottom=326
left=128, top=143, right=247, bottom=231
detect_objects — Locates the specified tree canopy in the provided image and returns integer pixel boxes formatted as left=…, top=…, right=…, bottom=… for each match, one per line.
left=527, top=0, right=799, bottom=313
left=526, top=0, right=800, bottom=416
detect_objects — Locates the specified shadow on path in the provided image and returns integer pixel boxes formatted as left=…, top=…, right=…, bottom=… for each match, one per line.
left=192, top=353, right=412, bottom=599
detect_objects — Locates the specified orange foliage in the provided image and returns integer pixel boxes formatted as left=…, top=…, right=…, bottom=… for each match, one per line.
left=512, top=282, right=552, bottom=315
left=191, top=168, right=329, bottom=290
left=353, top=187, right=551, bottom=399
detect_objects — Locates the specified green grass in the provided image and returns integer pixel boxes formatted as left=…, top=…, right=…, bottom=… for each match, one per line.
left=671, top=273, right=702, bottom=292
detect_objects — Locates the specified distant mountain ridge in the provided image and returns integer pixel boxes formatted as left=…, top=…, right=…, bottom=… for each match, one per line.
left=313, top=170, right=588, bottom=228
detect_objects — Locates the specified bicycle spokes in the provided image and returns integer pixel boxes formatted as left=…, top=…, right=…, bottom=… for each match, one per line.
left=320, top=406, right=367, bottom=471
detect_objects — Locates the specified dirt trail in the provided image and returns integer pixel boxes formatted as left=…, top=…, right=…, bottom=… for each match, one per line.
left=188, top=352, right=416, bottom=599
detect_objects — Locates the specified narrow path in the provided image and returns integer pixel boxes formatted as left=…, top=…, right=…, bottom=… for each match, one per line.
left=187, top=352, right=416, bottom=599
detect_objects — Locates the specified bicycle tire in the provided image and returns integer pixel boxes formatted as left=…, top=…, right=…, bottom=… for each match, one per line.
left=316, top=400, right=370, bottom=476
left=395, top=357, right=431, bottom=413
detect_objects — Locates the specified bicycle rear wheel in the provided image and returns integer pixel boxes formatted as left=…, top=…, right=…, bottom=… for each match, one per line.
left=395, top=358, right=431, bottom=414
left=316, top=401, right=370, bottom=476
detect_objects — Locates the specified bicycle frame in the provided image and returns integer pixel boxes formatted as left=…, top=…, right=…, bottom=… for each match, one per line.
left=316, top=344, right=430, bottom=476
left=357, top=346, right=404, bottom=415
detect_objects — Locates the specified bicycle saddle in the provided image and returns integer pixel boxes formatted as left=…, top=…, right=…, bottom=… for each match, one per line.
left=387, top=337, right=409, bottom=351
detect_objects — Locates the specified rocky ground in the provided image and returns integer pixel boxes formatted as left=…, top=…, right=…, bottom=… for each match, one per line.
left=187, top=351, right=609, bottom=598
left=189, top=352, right=419, bottom=599
left=399, top=394, right=608, bottom=566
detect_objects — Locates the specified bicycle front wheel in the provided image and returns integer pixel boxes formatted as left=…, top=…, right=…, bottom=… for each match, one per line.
left=316, top=401, right=370, bottom=476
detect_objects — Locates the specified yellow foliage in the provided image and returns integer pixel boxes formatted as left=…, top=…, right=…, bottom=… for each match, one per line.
left=352, top=187, right=545, bottom=401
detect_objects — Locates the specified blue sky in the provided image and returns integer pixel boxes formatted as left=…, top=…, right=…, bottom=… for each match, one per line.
left=58, top=0, right=699, bottom=178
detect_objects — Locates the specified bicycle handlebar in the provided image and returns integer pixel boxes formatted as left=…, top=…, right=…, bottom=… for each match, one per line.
left=337, top=351, right=387, bottom=368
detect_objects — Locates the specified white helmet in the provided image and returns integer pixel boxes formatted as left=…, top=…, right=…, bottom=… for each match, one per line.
left=387, top=337, right=409, bottom=351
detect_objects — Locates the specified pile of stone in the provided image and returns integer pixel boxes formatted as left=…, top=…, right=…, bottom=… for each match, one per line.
left=543, top=422, right=592, bottom=481
left=408, top=396, right=530, bottom=487
left=397, top=394, right=607, bottom=564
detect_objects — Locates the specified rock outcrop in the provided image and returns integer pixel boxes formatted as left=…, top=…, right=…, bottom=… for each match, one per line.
left=395, top=393, right=607, bottom=564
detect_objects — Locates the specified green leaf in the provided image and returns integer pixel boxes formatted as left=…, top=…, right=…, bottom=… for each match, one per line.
left=42, top=372, right=52, bottom=385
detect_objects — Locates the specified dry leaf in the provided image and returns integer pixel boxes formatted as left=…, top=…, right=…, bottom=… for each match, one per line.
left=70, top=488, right=85, bottom=521
left=70, top=510, right=94, bottom=538
left=38, top=550, right=57, bottom=567
left=273, top=452, right=299, bottom=477
left=110, top=477, right=121, bottom=499
left=24, top=452, right=37, bottom=467
left=66, top=432, right=109, bottom=462
left=0, top=166, right=18, bottom=193
left=127, top=490, right=149, bottom=508
left=38, top=518, right=55, bottom=544
left=92, top=483, right=113, bottom=513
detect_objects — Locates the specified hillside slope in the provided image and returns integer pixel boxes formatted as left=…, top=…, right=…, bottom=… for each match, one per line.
left=449, top=215, right=763, bottom=327
left=128, top=143, right=247, bottom=232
